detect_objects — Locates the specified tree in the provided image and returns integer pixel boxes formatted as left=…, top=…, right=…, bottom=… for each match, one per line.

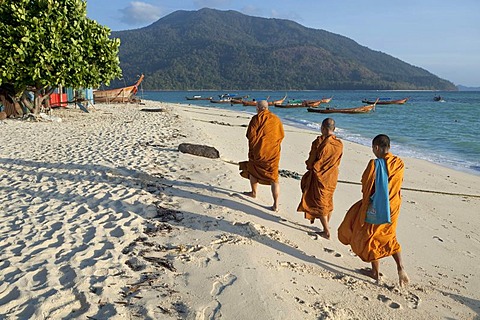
left=0, top=0, right=122, bottom=114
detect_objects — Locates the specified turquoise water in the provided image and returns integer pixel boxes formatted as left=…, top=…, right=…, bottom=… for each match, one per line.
left=140, top=90, right=480, bottom=175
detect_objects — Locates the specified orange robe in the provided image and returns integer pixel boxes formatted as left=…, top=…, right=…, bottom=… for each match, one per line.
left=240, top=109, right=284, bottom=185
left=297, top=135, right=343, bottom=220
left=337, top=153, right=404, bottom=262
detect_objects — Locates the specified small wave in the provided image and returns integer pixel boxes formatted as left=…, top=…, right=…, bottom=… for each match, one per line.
left=286, top=119, right=480, bottom=176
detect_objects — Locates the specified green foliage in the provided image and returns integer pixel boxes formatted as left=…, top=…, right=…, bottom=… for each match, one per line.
left=0, top=0, right=121, bottom=97
left=111, top=8, right=456, bottom=91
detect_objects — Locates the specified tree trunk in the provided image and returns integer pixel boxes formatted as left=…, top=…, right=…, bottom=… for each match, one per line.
left=33, top=87, right=54, bottom=115
left=33, top=91, right=42, bottom=115
left=20, top=92, right=34, bottom=113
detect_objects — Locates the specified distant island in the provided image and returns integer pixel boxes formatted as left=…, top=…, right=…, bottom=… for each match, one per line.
left=109, top=8, right=457, bottom=91
left=457, top=85, right=480, bottom=91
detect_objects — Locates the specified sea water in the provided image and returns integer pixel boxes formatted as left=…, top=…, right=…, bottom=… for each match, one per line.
left=140, top=90, right=480, bottom=176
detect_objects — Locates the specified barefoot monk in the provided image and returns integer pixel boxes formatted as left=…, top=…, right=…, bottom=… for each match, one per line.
left=240, top=100, right=284, bottom=211
left=338, top=134, right=409, bottom=287
left=297, top=118, right=343, bottom=239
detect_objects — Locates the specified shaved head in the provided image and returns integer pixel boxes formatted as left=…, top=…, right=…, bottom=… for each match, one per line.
left=257, top=100, right=269, bottom=111
left=321, top=118, right=336, bottom=137
left=373, top=134, right=390, bottom=151
left=321, top=118, right=335, bottom=131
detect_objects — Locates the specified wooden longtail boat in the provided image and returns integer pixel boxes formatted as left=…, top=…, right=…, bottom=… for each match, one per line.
left=274, top=98, right=322, bottom=108
left=304, top=100, right=322, bottom=107
left=210, top=98, right=232, bottom=103
left=361, top=97, right=408, bottom=105
left=230, top=98, right=245, bottom=104
left=308, top=99, right=378, bottom=114
left=320, top=97, right=333, bottom=104
left=210, top=93, right=240, bottom=103
left=93, top=75, right=144, bottom=103
left=307, top=104, right=375, bottom=114
left=241, top=100, right=258, bottom=106
left=229, top=95, right=250, bottom=104
left=185, top=95, right=213, bottom=100
left=242, top=95, right=287, bottom=106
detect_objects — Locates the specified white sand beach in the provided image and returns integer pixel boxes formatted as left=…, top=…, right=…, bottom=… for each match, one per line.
left=1, top=100, right=479, bottom=319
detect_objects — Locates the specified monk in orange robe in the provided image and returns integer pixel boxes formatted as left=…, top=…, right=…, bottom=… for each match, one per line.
left=240, top=100, right=284, bottom=211
left=338, top=134, right=409, bottom=286
left=297, top=118, right=343, bottom=239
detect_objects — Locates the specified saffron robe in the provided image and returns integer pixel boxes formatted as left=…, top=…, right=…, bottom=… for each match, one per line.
left=297, top=135, right=343, bottom=220
left=337, top=153, right=404, bottom=262
left=240, top=110, right=284, bottom=185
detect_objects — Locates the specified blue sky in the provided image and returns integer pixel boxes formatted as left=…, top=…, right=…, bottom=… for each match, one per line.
left=86, top=0, right=480, bottom=87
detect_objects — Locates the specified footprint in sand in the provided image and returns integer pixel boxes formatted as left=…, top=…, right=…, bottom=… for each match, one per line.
left=405, top=292, right=421, bottom=309
left=323, top=247, right=342, bottom=258
left=196, top=273, right=237, bottom=320
left=197, top=300, right=221, bottom=320
left=210, top=273, right=237, bottom=296
left=377, top=294, right=402, bottom=309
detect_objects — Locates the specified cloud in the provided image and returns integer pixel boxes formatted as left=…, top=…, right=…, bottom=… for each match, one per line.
left=119, top=2, right=162, bottom=26
left=241, top=5, right=263, bottom=16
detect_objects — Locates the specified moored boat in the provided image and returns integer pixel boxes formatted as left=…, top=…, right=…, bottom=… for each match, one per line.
left=210, top=93, right=239, bottom=103
left=309, top=99, right=378, bottom=114
left=361, top=97, right=408, bottom=105
left=307, top=104, right=375, bottom=114
left=185, top=95, right=213, bottom=100
left=230, top=95, right=249, bottom=104
left=304, top=100, right=322, bottom=107
left=242, top=94, right=287, bottom=106
left=241, top=99, right=258, bottom=106
left=93, top=74, right=144, bottom=103
left=274, top=98, right=322, bottom=108
left=271, top=94, right=288, bottom=106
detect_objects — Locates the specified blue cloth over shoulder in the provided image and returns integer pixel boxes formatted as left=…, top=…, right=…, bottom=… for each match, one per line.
left=365, top=158, right=391, bottom=224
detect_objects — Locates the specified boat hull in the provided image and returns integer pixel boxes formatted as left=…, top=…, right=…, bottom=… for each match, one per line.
left=361, top=98, right=408, bottom=105
left=274, top=99, right=321, bottom=108
left=185, top=96, right=212, bottom=100
left=307, top=104, right=375, bottom=114
left=94, top=75, right=144, bottom=104
left=242, top=95, right=287, bottom=107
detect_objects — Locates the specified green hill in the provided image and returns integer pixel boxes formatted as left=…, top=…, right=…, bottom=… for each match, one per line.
left=109, top=8, right=456, bottom=91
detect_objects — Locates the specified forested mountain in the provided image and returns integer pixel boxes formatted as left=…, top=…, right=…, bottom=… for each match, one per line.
left=109, top=8, right=456, bottom=91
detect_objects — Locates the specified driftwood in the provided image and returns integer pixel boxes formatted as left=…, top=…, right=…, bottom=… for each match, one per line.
left=178, top=143, right=220, bottom=159
left=140, top=108, right=165, bottom=112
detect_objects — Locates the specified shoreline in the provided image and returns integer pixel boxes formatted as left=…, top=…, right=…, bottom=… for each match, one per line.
left=173, top=102, right=479, bottom=196
left=274, top=116, right=480, bottom=178
left=0, top=100, right=479, bottom=319
left=180, top=99, right=480, bottom=178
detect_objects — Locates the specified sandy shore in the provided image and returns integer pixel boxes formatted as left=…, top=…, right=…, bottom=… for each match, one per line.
left=0, top=100, right=479, bottom=319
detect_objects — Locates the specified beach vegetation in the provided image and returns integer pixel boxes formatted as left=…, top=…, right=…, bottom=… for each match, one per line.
left=0, top=0, right=122, bottom=114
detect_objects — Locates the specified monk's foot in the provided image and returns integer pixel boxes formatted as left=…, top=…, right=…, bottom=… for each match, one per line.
left=317, top=230, right=331, bottom=240
left=309, top=218, right=315, bottom=224
left=270, top=206, right=279, bottom=212
left=359, top=268, right=383, bottom=281
left=398, top=270, right=410, bottom=287
left=242, top=191, right=256, bottom=198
